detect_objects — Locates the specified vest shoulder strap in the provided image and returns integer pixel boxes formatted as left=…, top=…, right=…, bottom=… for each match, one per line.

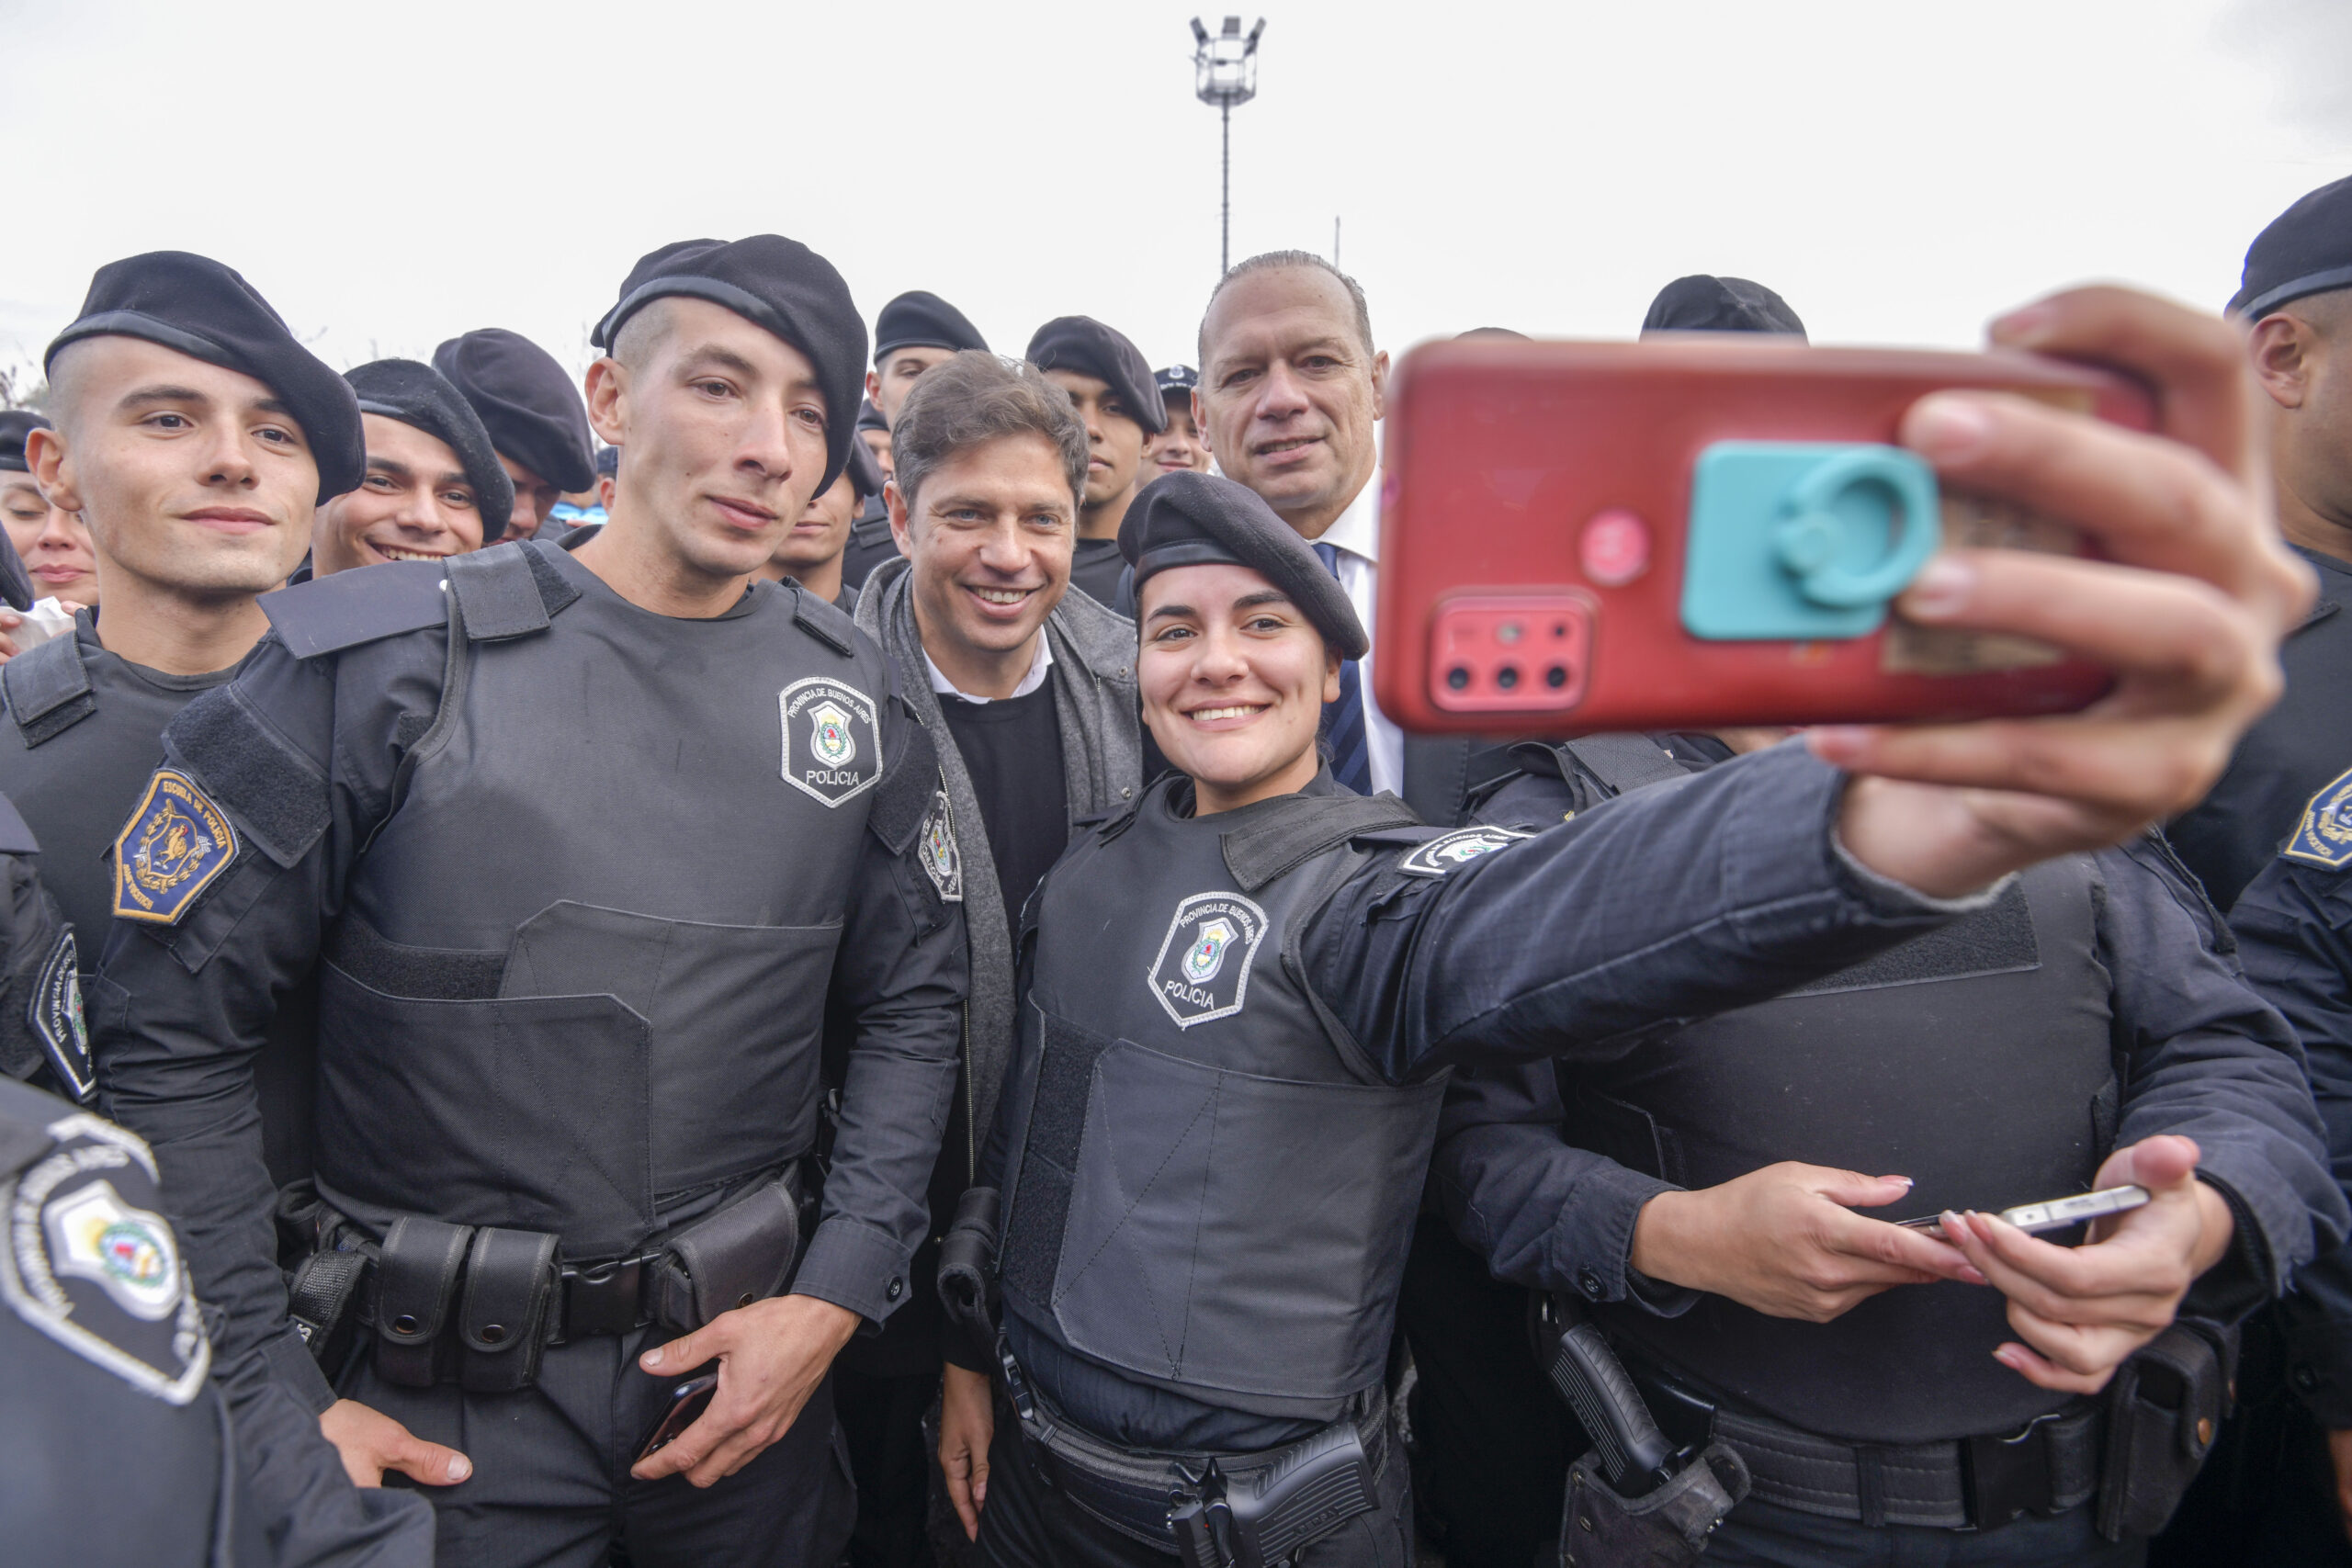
left=790, top=584, right=858, bottom=657
left=0, top=634, right=94, bottom=748
left=446, top=542, right=579, bottom=642
left=1220, top=791, right=1422, bottom=893
left=1561, top=732, right=1686, bottom=796
left=263, top=559, right=450, bottom=659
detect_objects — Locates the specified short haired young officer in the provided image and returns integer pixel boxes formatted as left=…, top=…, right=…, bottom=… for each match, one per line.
left=433, top=327, right=598, bottom=545
left=1, top=252, right=362, bottom=1121
left=1024, top=316, right=1165, bottom=609
left=935, top=278, right=2318, bottom=1568
left=310, top=358, right=514, bottom=577
left=1141, top=365, right=1212, bottom=482
left=850, top=351, right=1144, bottom=1557
left=95, top=235, right=968, bottom=1568
left=759, top=433, right=883, bottom=613
left=0, top=410, right=100, bottom=612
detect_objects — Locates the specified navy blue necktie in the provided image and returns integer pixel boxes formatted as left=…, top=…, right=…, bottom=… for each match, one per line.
left=1312, top=542, right=1374, bottom=795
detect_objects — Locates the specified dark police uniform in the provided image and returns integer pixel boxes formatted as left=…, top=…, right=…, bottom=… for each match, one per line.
left=1429, top=736, right=2338, bottom=1566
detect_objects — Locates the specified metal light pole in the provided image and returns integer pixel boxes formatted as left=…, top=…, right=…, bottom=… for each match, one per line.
left=1192, top=17, right=1264, bottom=276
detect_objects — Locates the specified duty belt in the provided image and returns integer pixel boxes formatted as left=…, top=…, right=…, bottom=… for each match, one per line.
left=1633, top=1364, right=2100, bottom=1530
left=996, top=1336, right=1386, bottom=1562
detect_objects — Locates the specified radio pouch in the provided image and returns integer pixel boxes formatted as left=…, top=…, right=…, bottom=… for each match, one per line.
left=372, top=1216, right=472, bottom=1388
left=651, top=1175, right=799, bottom=1332
left=458, top=1226, right=560, bottom=1393
left=2097, top=1320, right=2228, bottom=1541
left=1558, top=1440, right=1749, bottom=1568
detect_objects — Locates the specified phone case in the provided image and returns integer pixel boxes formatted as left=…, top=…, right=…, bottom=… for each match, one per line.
left=1374, top=339, right=2156, bottom=736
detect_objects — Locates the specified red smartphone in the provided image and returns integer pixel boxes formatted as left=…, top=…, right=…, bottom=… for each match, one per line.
left=1374, top=338, right=2156, bottom=737
left=635, top=1371, right=719, bottom=1465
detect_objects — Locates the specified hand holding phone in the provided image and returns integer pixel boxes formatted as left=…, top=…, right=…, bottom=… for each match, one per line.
left=1899, top=1184, right=2150, bottom=1239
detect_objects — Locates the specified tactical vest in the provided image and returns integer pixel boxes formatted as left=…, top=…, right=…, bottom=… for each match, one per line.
left=1494, top=740, right=2119, bottom=1446
left=298, top=543, right=919, bottom=1259
left=998, top=776, right=1443, bottom=1414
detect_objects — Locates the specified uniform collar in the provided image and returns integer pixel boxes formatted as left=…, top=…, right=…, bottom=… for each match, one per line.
left=1311, top=469, right=1382, bottom=564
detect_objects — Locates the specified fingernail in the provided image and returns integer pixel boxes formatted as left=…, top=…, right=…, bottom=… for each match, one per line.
left=448, top=1456, right=471, bottom=1482
left=1990, top=303, right=2059, bottom=345
left=642, top=1346, right=663, bottom=1369
left=1899, top=556, right=1975, bottom=620
left=1960, top=1266, right=1988, bottom=1286
left=1887, top=1176, right=1915, bottom=1188
left=1804, top=725, right=1871, bottom=764
left=1994, top=1347, right=2020, bottom=1368
left=1907, top=396, right=1996, bottom=461
left=1941, top=1210, right=1965, bottom=1235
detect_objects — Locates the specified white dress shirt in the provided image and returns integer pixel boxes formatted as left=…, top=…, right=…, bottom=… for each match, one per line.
left=1312, top=470, right=1403, bottom=796
left=925, top=632, right=1054, bottom=704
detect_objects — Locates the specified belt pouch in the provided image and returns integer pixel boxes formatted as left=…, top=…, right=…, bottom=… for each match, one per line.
left=458, top=1226, right=560, bottom=1393
left=652, top=1176, right=799, bottom=1332
left=937, top=1186, right=1001, bottom=1362
left=2097, top=1321, right=2226, bottom=1540
left=1559, top=1441, right=1750, bottom=1568
left=372, top=1216, right=473, bottom=1388
left=288, top=1247, right=369, bottom=1377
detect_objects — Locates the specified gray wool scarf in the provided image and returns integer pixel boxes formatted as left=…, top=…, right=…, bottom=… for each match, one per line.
left=854, top=558, right=1143, bottom=1165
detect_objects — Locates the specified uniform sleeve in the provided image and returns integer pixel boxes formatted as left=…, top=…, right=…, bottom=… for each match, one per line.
left=792, top=704, right=967, bottom=1328
left=2097, top=840, right=2341, bottom=1330
left=93, top=633, right=435, bottom=1412
left=1302, top=740, right=1987, bottom=1081
left=1429, top=1059, right=1694, bottom=1314
left=2230, top=853, right=2352, bottom=1424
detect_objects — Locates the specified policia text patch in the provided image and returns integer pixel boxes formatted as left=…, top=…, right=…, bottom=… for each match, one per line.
left=778, top=678, right=881, bottom=808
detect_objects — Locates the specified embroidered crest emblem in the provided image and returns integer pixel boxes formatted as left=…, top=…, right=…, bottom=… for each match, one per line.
left=919, top=790, right=963, bottom=902
left=1148, top=892, right=1269, bottom=1028
left=2287, top=766, right=2352, bottom=869
left=111, top=770, right=238, bottom=925
left=778, top=678, right=882, bottom=808
left=28, top=929, right=89, bottom=1101
left=1397, top=825, right=1533, bottom=878
left=2, top=1114, right=209, bottom=1404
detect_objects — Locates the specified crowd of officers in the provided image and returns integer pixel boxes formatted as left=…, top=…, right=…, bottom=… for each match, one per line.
left=0, top=170, right=2350, bottom=1568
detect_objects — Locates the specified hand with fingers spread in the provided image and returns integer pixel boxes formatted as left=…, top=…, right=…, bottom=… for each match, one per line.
left=1628, top=1163, right=1984, bottom=1323
left=319, top=1398, right=472, bottom=1489
left=1939, top=1134, right=2234, bottom=1393
left=939, top=1361, right=995, bottom=1540
left=1817, top=288, right=2315, bottom=898
left=628, top=1293, right=859, bottom=1488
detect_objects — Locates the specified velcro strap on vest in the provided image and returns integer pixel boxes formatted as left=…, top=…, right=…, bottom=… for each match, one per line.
left=0, top=635, right=94, bottom=747
left=447, top=545, right=555, bottom=640
left=867, top=708, right=938, bottom=855
left=1561, top=733, right=1687, bottom=796
left=164, top=684, right=330, bottom=868
left=792, top=584, right=858, bottom=656
left=1219, top=793, right=1421, bottom=893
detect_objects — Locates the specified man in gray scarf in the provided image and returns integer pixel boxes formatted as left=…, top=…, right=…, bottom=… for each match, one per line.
left=848, top=350, right=1143, bottom=1564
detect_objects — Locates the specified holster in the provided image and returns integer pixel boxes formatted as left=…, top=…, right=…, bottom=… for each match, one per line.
left=1559, top=1441, right=1750, bottom=1568
left=287, top=1246, right=368, bottom=1378
left=458, top=1226, right=560, bottom=1393
left=372, top=1216, right=472, bottom=1388
left=936, top=1185, right=999, bottom=1364
left=1166, top=1421, right=1380, bottom=1568
left=2096, top=1318, right=2233, bottom=1541
left=647, top=1171, right=800, bottom=1333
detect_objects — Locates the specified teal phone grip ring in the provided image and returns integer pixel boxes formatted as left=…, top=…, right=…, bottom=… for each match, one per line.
left=1682, top=441, right=1944, bottom=641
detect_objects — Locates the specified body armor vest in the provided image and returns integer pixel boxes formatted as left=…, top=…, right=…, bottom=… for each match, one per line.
left=999, top=777, right=1443, bottom=1414
left=1490, top=747, right=2119, bottom=1445
left=310, top=543, right=901, bottom=1259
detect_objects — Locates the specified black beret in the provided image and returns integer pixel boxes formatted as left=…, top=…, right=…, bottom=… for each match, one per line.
left=1119, top=471, right=1364, bottom=659
left=45, top=251, right=365, bottom=502
left=0, top=411, right=50, bottom=473
left=343, top=360, right=516, bottom=536
left=1640, top=276, right=1807, bottom=338
left=594, top=445, right=619, bottom=479
left=1154, top=364, right=1200, bottom=398
left=843, top=437, right=885, bottom=502
left=1027, top=317, right=1168, bottom=435
left=432, top=329, right=594, bottom=493
left=2231, top=175, right=2352, bottom=319
left=592, top=236, right=867, bottom=494
left=856, top=398, right=889, bottom=434
left=874, top=291, right=989, bottom=360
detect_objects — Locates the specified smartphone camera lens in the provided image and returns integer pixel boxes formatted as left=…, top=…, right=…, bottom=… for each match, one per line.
left=1445, top=666, right=1472, bottom=691
left=1551, top=622, right=1569, bottom=639
left=1496, top=665, right=1521, bottom=692
left=1545, top=664, right=1569, bottom=690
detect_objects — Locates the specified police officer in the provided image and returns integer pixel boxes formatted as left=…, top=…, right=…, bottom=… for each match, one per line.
left=2, top=252, right=362, bottom=1140
left=1024, top=316, right=1165, bottom=608
left=432, top=326, right=598, bottom=545
left=842, top=293, right=991, bottom=593
left=2169, top=175, right=2352, bottom=911
left=1637, top=274, right=1808, bottom=336
left=96, top=234, right=969, bottom=1568
left=308, top=359, right=514, bottom=577
left=1140, top=365, right=1212, bottom=481
left=759, top=435, right=884, bottom=613
left=1, top=408, right=98, bottom=614
left=938, top=275, right=2316, bottom=1559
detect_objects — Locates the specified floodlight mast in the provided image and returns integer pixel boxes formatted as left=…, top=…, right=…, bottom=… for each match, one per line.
left=1192, top=16, right=1264, bottom=276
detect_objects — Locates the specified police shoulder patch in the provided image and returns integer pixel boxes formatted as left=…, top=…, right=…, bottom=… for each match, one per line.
left=2287, top=767, right=2352, bottom=869
left=1, top=1112, right=209, bottom=1403
left=28, top=929, right=90, bottom=1101
left=1396, top=825, right=1533, bottom=878
left=919, top=789, right=963, bottom=903
left=111, top=770, right=239, bottom=925
left=1148, top=891, right=1270, bottom=1029
left=779, top=677, right=882, bottom=808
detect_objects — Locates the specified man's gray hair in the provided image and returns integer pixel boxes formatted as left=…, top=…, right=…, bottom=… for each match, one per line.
left=1198, top=251, right=1376, bottom=365
left=892, top=351, right=1089, bottom=511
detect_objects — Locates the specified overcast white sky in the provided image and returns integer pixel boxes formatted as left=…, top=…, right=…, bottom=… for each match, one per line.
left=2, top=0, right=2348, bottom=394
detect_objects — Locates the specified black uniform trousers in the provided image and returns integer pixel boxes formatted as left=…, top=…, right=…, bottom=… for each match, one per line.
left=973, top=1407, right=1413, bottom=1568
left=345, top=1325, right=855, bottom=1568
left=1703, top=1496, right=2143, bottom=1568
